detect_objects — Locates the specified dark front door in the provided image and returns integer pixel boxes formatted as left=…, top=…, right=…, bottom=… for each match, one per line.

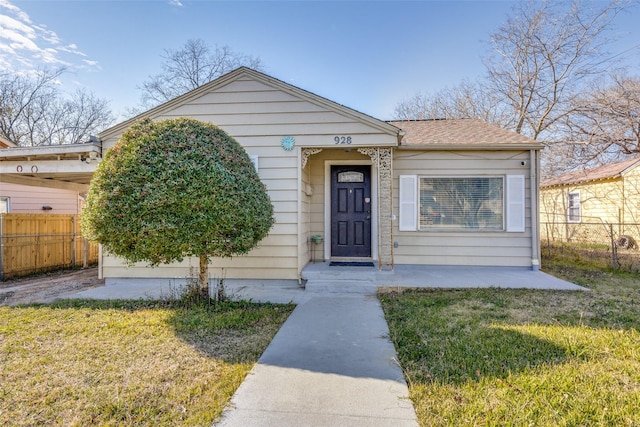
left=331, top=165, right=372, bottom=258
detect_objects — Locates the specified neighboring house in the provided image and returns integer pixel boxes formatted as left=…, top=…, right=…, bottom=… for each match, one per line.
left=96, top=67, right=542, bottom=284
left=0, top=182, right=83, bottom=214
left=0, top=136, right=84, bottom=214
left=540, top=158, right=640, bottom=225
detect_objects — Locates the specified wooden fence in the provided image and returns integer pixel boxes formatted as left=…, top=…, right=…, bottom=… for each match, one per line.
left=0, top=214, right=99, bottom=280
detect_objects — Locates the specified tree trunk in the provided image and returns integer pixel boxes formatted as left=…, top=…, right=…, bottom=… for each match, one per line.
left=198, top=253, right=209, bottom=298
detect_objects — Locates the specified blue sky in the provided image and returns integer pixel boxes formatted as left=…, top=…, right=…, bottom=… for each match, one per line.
left=2, top=0, right=640, bottom=122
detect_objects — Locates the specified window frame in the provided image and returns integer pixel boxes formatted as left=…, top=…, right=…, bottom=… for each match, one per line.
left=0, top=196, right=10, bottom=214
left=417, top=175, right=506, bottom=232
left=567, top=191, right=581, bottom=223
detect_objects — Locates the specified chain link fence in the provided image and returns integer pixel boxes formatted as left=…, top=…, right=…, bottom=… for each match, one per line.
left=541, top=219, right=640, bottom=272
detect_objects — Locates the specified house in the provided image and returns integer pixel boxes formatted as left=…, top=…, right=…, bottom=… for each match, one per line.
left=0, top=182, right=84, bottom=214
left=0, top=135, right=86, bottom=214
left=541, top=158, right=640, bottom=224
left=94, top=67, right=543, bottom=284
left=540, top=158, right=640, bottom=244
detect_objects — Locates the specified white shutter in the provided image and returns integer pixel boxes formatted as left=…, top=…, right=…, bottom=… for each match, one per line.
left=399, top=175, right=417, bottom=231
left=506, top=175, right=525, bottom=232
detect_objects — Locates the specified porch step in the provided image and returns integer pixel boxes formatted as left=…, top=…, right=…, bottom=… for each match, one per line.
left=304, top=279, right=378, bottom=295
left=301, top=267, right=377, bottom=282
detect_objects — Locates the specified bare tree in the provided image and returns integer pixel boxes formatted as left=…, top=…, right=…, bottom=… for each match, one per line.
left=139, top=39, right=263, bottom=108
left=568, top=74, right=640, bottom=160
left=484, top=0, right=628, bottom=140
left=0, top=68, right=113, bottom=146
left=393, top=0, right=629, bottom=144
left=393, top=79, right=508, bottom=124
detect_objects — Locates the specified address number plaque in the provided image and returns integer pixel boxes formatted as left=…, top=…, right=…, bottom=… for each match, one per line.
left=334, top=136, right=353, bottom=145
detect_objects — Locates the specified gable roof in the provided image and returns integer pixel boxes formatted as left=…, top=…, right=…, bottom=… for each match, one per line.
left=541, top=158, right=640, bottom=187
left=100, top=67, right=401, bottom=140
left=388, top=118, right=541, bottom=150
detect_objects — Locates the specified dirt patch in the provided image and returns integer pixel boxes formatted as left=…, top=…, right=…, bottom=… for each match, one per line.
left=0, top=268, right=104, bottom=306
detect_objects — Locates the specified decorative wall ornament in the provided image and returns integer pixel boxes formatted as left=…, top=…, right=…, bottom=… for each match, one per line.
left=281, top=136, right=296, bottom=151
left=358, top=147, right=394, bottom=268
left=301, top=148, right=323, bottom=169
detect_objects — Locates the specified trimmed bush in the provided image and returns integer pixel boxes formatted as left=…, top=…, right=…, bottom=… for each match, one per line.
left=82, top=118, right=274, bottom=296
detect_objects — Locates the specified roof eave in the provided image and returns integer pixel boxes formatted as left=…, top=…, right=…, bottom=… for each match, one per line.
left=620, top=160, right=640, bottom=176
left=541, top=175, right=621, bottom=188
left=397, top=143, right=542, bottom=151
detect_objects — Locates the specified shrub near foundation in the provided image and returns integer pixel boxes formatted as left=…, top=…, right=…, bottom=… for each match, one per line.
left=82, top=118, right=274, bottom=297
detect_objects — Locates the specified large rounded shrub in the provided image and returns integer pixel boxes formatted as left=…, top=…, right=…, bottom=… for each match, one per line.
left=82, top=118, right=274, bottom=295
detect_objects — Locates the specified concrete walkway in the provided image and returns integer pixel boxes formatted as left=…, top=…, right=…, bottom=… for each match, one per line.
left=215, top=294, right=418, bottom=426
left=59, top=265, right=583, bottom=426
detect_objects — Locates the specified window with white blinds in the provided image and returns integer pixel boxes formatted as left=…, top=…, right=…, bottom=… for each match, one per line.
left=567, top=192, right=581, bottom=222
left=419, top=177, right=504, bottom=230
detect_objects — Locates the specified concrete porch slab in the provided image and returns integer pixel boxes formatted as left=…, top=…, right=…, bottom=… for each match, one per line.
left=63, top=264, right=584, bottom=303
left=301, top=262, right=585, bottom=292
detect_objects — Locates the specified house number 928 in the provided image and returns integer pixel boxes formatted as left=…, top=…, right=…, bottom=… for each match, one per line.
left=334, top=136, right=352, bottom=144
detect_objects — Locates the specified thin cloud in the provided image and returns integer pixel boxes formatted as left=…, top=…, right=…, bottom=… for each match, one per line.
left=0, top=0, right=99, bottom=72
left=169, top=0, right=184, bottom=6
left=0, top=0, right=31, bottom=23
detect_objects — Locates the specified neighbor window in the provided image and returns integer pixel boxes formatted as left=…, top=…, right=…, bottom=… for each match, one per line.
left=567, top=192, right=581, bottom=222
left=418, top=177, right=504, bottom=230
left=0, top=197, right=9, bottom=214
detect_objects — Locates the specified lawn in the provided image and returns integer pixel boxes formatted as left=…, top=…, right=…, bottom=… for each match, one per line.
left=380, top=261, right=640, bottom=426
left=0, top=299, right=293, bottom=426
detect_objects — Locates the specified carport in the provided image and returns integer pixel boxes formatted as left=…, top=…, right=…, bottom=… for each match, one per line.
left=0, top=140, right=101, bottom=192
left=0, top=141, right=102, bottom=279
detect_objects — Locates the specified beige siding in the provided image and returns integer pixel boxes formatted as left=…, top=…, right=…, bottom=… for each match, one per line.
left=0, top=182, right=80, bottom=214
left=100, top=75, right=396, bottom=281
left=393, top=150, right=533, bottom=267
left=299, top=153, right=311, bottom=268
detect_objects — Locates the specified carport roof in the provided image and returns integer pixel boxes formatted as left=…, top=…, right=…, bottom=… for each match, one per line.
left=0, top=142, right=101, bottom=189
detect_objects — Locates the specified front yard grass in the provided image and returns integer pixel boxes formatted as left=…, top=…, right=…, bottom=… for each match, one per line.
left=0, top=299, right=293, bottom=426
left=380, top=262, right=640, bottom=426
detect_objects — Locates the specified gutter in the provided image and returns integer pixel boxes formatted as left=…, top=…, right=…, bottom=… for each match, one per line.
left=530, top=149, right=540, bottom=270
left=396, top=143, right=543, bottom=151
left=0, top=141, right=102, bottom=160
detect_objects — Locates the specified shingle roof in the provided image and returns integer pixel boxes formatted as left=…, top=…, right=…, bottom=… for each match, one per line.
left=541, top=158, right=640, bottom=187
left=388, top=118, right=539, bottom=147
